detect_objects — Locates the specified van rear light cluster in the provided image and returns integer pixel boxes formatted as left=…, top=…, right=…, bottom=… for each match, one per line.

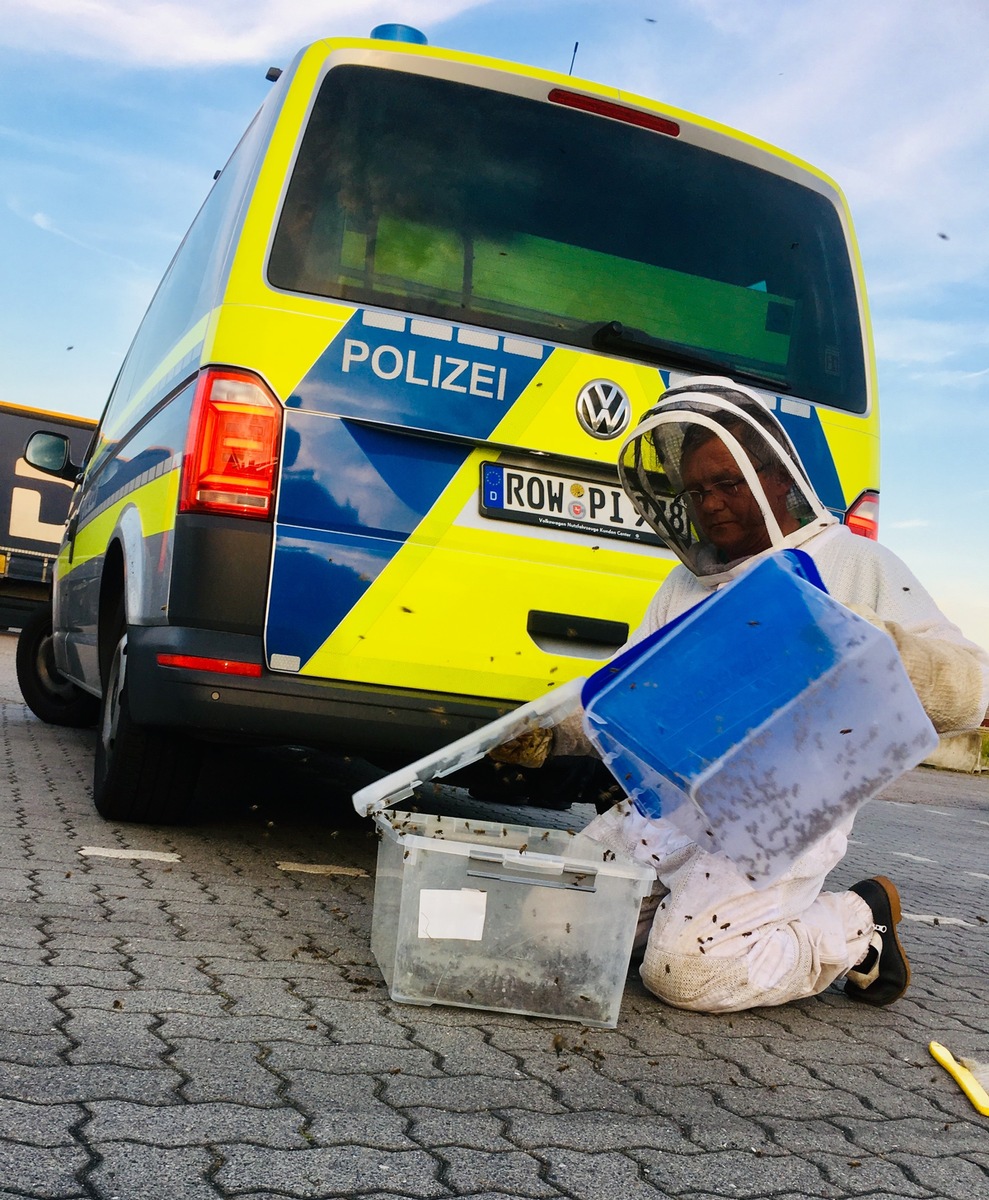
left=179, top=368, right=282, bottom=519
left=845, top=490, right=879, bottom=540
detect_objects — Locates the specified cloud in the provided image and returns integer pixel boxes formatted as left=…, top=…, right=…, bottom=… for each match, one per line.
left=14, top=200, right=86, bottom=247
left=874, top=317, right=989, bottom=369
left=7, top=194, right=153, bottom=268
left=0, top=1, right=484, bottom=67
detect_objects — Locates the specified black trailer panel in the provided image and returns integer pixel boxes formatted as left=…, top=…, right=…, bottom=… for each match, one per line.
left=0, top=402, right=95, bottom=627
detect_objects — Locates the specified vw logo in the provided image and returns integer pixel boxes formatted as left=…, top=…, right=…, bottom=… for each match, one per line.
left=576, top=380, right=631, bottom=440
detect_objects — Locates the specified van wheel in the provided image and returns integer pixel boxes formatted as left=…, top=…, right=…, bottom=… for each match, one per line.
left=15, top=606, right=100, bottom=728
left=93, top=631, right=201, bottom=823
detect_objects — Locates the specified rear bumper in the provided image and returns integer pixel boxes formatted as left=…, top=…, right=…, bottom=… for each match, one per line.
left=125, top=625, right=516, bottom=763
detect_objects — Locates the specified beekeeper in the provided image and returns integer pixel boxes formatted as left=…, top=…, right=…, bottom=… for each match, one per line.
left=494, top=378, right=989, bottom=1014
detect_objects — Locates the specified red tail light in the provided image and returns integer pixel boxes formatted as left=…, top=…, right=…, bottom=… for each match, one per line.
left=548, top=88, right=680, bottom=137
left=179, top=368, right=281, bottom=519
left=845, top=490, right=879, bottom=540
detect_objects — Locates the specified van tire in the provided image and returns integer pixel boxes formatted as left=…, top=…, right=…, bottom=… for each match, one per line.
left=15, top=606, right=100, bottom=728
left=93, top=631, right=201, bottom=824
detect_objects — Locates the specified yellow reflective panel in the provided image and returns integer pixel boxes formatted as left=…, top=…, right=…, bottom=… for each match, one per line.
left=62, top=470, right=181, bottom=578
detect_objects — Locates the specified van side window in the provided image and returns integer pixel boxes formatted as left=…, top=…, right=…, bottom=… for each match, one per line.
left=100, top=107, right=271, bottom=446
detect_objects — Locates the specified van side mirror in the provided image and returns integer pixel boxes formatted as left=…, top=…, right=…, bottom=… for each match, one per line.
left=25, top=430, right=79, bottom=482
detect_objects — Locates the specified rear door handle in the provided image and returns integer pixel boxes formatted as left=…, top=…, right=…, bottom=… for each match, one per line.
left=526, top=610, right=628, bottom=657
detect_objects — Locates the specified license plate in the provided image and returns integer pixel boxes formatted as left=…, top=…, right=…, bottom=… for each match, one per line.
left=480, top=462, right=663, bottom=545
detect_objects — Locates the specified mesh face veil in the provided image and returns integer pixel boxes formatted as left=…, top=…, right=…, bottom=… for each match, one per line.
left=618, top=378, right=836, bottom=582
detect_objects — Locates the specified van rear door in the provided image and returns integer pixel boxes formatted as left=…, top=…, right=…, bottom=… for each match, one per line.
left=258, top=51, right=871, bottom=706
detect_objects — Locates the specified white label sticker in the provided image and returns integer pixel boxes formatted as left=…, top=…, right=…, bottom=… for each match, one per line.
left=418, top=888, right=487, bottom=940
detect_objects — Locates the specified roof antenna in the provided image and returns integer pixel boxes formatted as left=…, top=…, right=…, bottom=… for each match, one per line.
left=569, top=41, right=579, bottom=75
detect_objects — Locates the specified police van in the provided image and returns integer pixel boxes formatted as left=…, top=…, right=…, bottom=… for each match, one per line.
left=23, top=24, right=881, bottom=822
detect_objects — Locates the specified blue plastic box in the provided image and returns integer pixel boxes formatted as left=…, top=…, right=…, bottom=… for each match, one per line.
left=582, top=552, right=938, bottom=884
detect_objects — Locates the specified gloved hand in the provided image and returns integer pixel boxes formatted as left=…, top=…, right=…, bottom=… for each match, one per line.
left=488, top=727, right=555, bottom=768
left=846, top=604, right=986, bottom=733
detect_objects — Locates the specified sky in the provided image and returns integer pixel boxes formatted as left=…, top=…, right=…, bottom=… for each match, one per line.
left=2, top=0, right=988, bottom=648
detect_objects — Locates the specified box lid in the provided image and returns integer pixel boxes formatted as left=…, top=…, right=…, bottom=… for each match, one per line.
left=352, top=677, right=585, bottom=816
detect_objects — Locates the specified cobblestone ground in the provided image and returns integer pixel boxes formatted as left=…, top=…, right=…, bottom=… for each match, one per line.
left=1, top=630, right=987, bottom=1199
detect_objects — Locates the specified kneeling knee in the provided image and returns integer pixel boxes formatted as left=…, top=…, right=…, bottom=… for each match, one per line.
left=639, top=951, right=745, bottom=1013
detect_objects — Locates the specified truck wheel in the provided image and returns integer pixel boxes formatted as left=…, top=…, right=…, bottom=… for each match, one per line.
left=93, top=631, right=201, bottom=823
left=15, top=606, right=100, bottom=728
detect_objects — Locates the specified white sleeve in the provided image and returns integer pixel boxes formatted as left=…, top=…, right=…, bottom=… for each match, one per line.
left=812, top=528, right=989, bottom=733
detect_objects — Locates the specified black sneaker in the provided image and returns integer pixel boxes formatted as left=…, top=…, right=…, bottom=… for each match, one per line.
left=844, top=876, right=910, bottom=1006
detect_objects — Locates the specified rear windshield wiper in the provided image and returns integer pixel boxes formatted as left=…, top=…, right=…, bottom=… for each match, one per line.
left=591, top=320, right=790, bottom=393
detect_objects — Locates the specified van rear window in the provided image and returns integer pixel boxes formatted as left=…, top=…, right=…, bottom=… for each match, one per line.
left=269, top=65, right=866, bottom=413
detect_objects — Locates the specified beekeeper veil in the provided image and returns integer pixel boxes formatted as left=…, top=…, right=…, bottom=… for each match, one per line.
left=618, top=378, right=836, bottom=583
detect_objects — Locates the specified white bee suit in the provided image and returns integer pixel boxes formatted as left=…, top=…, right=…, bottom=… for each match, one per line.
left=575, top=380, right=989, bottom=1013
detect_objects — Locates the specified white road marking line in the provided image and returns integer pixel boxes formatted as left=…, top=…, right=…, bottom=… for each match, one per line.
left=79, top=846, right=181, bottom=862
left=903, top=912, right=979, bottom=928
left=893, top=852, right=937, bottom=864
left=276, top=862, right=368, bottom=877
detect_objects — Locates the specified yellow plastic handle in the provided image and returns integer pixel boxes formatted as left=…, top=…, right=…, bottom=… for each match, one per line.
left=930, top=1041, right=989, bottom=1116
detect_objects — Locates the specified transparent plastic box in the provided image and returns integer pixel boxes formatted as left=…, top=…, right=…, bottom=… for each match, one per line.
left=582, top=551, right=939, bottom=884
left=371, top=810, right=655, bottom=1028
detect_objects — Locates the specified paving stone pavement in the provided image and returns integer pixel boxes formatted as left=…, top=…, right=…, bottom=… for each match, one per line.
left=1, top=629, right=987, bottom=1198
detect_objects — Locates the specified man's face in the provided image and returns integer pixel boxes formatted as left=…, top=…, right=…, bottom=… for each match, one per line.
left=679, top=437, right=790, bottom=561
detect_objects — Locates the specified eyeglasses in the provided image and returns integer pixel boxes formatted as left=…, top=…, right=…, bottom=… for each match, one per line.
left=674, top=465, right=767, bottom=508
